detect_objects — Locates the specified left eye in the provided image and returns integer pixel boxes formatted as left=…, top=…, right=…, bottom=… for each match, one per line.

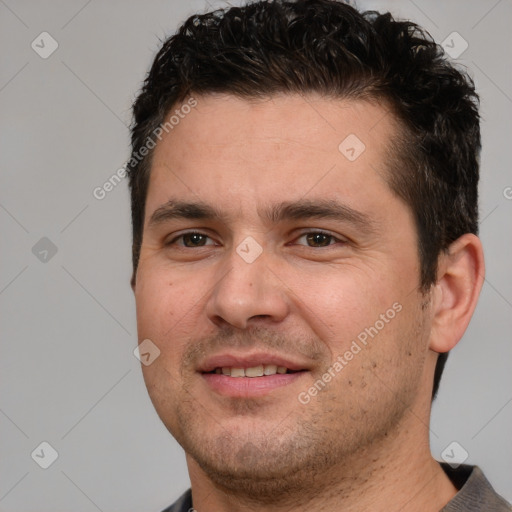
left=295, top=232, right=343, bottom=247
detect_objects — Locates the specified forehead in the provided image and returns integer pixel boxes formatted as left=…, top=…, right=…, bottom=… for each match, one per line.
left=155, top=92, right=396, bottom=155
left=146, top=93, right=400, bottom=218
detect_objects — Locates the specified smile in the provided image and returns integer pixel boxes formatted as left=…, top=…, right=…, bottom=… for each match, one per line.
left=210, top=365, right=299, bottom=377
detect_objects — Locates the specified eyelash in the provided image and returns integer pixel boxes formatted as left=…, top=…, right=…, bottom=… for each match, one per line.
left=166, top=230, right=346, bottom=248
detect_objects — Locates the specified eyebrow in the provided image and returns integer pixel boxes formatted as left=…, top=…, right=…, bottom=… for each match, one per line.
left=148, top=200, right=229, bottom=226
left=264, top=199, right=376, bottom=233
left=148, top=198, right=376, bottom=234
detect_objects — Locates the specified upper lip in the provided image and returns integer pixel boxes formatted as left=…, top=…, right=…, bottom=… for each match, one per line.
left=198, top=352, right=310, bottom=373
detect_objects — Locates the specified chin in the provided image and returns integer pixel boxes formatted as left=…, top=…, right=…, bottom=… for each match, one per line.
left=191, top=448, right=315, bottom=503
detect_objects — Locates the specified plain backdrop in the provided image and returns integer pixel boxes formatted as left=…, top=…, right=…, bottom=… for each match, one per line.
left=1, top=1, right=511, bottom=511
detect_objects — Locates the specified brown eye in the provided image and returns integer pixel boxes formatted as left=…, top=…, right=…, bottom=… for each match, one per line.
left=167, top=232, right=214, bottom=247
left=181, top=233, right=208, bottom=247
left=305, top=232, right=334, bottom=247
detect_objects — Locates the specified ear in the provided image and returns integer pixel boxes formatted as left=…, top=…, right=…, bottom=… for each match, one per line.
left=429, top=233, right=485, bottom=353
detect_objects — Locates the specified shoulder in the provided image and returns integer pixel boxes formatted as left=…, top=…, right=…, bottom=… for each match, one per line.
left=160, top=488, right=193, bottom=512
left=441, top=464, right=512, bottom=511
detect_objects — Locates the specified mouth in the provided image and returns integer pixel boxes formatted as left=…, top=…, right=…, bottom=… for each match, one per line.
left=199, top=354, right=309, bottom=397
left=207, top=365, right=302, bottom=377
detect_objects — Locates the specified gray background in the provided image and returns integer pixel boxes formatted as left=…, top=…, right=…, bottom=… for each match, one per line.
left=0, top=1, right=511, bottom=510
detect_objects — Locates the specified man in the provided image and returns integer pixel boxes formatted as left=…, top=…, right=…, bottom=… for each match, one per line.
left=128, top=1, right=511, bottom=510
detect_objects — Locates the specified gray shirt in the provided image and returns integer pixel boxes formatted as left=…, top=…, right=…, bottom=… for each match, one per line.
left=162, top=464, right=512, bottom=511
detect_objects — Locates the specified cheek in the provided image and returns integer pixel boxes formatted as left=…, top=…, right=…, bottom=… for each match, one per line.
left=135, top=264, right=210, bottom=367
left=135, top=271, right=190, bottom=414
left=135, top=273, right=182, bottom=366
left=135, top=274, right=173, bottom=335
left=356, top=298, right=429, bottom=387
left=291, top=266, right=395, bottom=344
left=293, top=268, right=425, bottom=397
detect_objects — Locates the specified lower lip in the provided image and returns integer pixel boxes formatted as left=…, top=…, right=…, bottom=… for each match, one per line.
left=201, top=372, right=306, bottom=397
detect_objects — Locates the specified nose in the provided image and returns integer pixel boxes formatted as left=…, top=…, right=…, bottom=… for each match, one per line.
left=205, top=243, right=290, bottom=329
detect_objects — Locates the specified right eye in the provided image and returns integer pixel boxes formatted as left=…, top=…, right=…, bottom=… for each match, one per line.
left=166, top=232, right=216, bottom=248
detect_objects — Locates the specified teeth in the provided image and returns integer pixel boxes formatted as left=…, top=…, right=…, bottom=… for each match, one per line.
left=230, top=368, right=245, bottom=378
left=263, top=364, right=278, bottom=375
left=245, top=365, right=264, bottom=377
left=218, top=365, right=288, bottom=377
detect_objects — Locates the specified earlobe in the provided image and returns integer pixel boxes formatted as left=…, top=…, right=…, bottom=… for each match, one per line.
left=429, top=233, right=485, bottom=354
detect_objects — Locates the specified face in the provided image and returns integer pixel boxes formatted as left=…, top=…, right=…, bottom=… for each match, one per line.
left=134, top=93, right=434, bottom=498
